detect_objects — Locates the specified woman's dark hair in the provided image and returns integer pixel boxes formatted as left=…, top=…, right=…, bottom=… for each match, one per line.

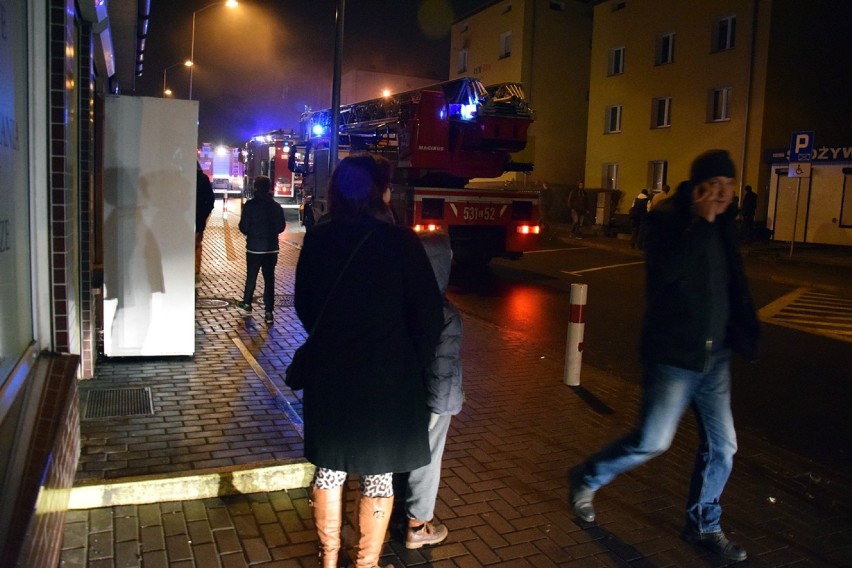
left=327, top=153, right=392, bottom=222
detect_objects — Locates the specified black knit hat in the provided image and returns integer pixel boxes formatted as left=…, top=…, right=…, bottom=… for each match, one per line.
left=690, top=150, right=736, bottom=183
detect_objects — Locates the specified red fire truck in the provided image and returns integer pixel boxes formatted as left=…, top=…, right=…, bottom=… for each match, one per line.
left=292, top=78, right=540, bottom=266
left=241, top=129, right=301, bottom=204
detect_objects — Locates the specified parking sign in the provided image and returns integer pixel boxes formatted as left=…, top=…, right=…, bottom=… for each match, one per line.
left=788, top=130, right=814, bottom=178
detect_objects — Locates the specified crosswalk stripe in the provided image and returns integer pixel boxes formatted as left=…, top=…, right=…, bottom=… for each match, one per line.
left=759, top=287, right=852, bottom=343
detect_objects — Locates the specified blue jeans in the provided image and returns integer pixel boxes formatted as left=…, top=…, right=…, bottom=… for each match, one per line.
left=582, top=350, right=737, bottom=533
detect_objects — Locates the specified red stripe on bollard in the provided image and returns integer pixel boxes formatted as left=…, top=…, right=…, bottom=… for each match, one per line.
left=569, top=304, right=585, bottom=323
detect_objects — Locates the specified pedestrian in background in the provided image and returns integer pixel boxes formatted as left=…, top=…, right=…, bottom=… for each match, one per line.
left=294, top=154, right=443, bottom=568
left=235, top=175, right=285, bottom=324
left=648, top=183, right=670, bottom=211
left=629, top=188, right=650, bottom=249
left=740, top=185, right=757, bottom=241
left=567, top=182, right=588, bottom=238
left=399, top=232, right=464, bottom=551
left=569, top=150, right=759, bottom=563
left=195, top=162, right=215, bottom=278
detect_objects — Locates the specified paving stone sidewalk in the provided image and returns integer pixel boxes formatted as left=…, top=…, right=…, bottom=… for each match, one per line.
left=61, top=206, right=852, bottom=567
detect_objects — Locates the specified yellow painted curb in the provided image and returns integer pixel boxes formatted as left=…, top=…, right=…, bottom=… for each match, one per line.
left=69, top=460, right=315, bottom=509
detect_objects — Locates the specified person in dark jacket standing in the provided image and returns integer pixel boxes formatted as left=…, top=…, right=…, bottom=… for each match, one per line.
left=294, top=154, right=443, bottom=568
left=569, top=150, right=759, bottom=563
left=400, top=232, right=463, bottom=551
left=740, top=185, right=757, bottom=241
left=235, top=175, right=285, bottom=324
left=195, top=163, right=215, bottom=277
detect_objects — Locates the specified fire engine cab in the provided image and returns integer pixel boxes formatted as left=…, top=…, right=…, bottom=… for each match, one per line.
left=292, top=77, right=541, bottom=266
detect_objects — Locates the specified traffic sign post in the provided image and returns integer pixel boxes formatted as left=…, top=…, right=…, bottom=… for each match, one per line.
left=787, top=130, right=815, bottom=257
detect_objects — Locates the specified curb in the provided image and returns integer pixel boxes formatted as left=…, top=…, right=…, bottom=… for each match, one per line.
left=68, top=460, right=314, bottom=509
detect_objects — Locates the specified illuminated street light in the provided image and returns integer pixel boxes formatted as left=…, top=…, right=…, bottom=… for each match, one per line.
left=162, top=60, right=192, bottom=98
left=188, top=0, right=238, bottom=100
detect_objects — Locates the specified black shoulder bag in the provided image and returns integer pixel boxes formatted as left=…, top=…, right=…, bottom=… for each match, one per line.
left=285, top=229, right=375, bottom=390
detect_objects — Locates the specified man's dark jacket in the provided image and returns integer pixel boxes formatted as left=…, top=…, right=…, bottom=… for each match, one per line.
left=641, top=196, right=759, bottom=371
left=239, top=192, right=285, bottom=252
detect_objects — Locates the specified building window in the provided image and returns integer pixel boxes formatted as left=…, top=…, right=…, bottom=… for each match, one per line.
left=502, top=2, right=512, bottom=14
left=603, top=163, right=619, bottom=189
left=714, top=15, right=736, bottom=51
left=605, top=105, right=622, bottom=133
left=549, top=0, right=566, bottom=11
left=708, top=87, right=731, bottom=121
left=656, top=33, right=675, bottom=65
left=457, top=49, right=468, bottom=74
left=652, top=97, right=672, bottom=128
left=612, top=1, right=626, bottom=11
left=647, top=161, right=668, bottom=190
left=499, top=31, right=512, bottom=59
left=608, top=47, right=625, bottom=75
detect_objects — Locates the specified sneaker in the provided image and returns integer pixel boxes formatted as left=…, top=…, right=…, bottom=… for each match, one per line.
left=264, top=311, right=274, bottom=324
left=681, top=529, right=748, bottom=561
left=234, top=300, right=251, bottom=313
left=405, top=520, right=448, bottom=550
left=568, top=466, right=596, bottom=522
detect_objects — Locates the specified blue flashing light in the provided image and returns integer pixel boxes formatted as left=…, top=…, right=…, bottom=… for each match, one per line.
left=312, top=124, right=325, bottom=137
left=449, top=103, right=477, bottom=121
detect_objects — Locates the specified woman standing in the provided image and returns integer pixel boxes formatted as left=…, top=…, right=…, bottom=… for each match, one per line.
left=294, top=154, right=443, bottom=568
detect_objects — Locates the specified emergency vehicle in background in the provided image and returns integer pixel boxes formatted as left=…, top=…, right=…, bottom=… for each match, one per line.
left=291, top=77, right=540, bottom=266
left=240, top=129, right=301, bottom=205
left=198, top=143, right=243, bottom=197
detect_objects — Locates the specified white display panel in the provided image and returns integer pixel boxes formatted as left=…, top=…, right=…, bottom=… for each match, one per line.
left=103, top=96, right=198, bottom=356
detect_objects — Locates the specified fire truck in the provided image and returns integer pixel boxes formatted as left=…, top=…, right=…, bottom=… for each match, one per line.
left=198, top=143, right=243, bottom=196
left=241, top=129, right=301, bottom=205
left=292, top=77, right=540, bottom=266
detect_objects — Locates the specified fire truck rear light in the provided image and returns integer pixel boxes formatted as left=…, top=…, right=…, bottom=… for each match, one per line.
left=516, top=225, right=540, bottom=235
left=414, top=224, right=443, bottom=233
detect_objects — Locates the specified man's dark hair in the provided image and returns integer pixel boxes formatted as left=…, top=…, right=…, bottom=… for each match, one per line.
left=254, top=175, right=272, bottom=194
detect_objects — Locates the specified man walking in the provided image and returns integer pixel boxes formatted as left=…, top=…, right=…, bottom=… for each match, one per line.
left=235, top=175, right=286, bottom=324
left=566, top=182, right=588, bottom=238
left=569, top=150, right=759, bottom=562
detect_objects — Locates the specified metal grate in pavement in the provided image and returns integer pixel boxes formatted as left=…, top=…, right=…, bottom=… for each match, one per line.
left=83, top=387, right=154, bottom=419
left=196, top=298, right=231, bottom=309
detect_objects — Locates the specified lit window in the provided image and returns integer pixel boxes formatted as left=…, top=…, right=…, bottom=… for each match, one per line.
left=499, top=31, right=512, bottom=59
left=714, top=15, right=736, bottom=51
left=605, top=105, right=622, bottom=133
left=457, top=49, right=468, bottom=74
left=708, top=87, right=731, bottom=121
left=609, top=47, right=624, bottom=75
left=652, top=97, right=672, bottom=128
left=656, top=33, right=675, bottom=65
left=603, top=163, right=619, bottom=189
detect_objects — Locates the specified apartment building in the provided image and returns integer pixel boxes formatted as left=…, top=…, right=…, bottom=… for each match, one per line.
left=586, top=0, right=852, bottom=221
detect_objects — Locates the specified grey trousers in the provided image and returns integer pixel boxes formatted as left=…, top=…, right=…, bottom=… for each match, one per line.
left=405, top=414, right=452, bottom=522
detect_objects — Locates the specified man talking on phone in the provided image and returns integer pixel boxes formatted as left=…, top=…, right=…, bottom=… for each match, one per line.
left=569, top=150, right=759, bottom=562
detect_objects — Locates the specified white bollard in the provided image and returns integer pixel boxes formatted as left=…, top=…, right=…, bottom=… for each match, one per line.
left=564, top=283, right=588, bottom=386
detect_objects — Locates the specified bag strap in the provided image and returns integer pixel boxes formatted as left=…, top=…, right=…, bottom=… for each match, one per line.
left=306, top=228, right=375, bottom=337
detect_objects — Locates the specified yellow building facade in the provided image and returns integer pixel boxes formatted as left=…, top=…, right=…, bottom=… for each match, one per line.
left=450, top=0, right=592, bottom=190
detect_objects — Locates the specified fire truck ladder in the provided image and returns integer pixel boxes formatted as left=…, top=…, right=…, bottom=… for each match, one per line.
left=300, top=78, right=533, bottom=142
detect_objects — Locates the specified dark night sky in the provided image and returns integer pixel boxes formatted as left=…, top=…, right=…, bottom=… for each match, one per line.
left=132, top=0, right=490, bottom=146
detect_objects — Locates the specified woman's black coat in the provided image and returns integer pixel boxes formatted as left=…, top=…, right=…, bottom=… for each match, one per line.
left=294, top=218, right=444, bottom=475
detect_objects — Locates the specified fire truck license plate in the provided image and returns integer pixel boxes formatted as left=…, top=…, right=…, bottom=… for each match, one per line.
left=462, top=205, right=498, bottom=222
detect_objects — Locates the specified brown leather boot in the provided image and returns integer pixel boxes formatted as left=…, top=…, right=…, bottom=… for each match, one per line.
left=354, top=495, right=394, bottom=568
left=310, top=486, right=343, bottom=568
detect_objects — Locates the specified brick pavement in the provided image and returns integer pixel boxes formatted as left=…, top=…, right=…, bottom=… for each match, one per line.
left=61, top=205, right=852, bottom=567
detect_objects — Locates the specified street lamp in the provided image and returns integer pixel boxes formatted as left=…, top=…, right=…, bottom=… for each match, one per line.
left=162, top=60, right=192, bottom=98
left=188, top=0, right=238, bottom=100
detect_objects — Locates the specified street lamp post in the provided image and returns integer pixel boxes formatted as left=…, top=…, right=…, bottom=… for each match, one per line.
left=188, top=0, right=238, bottom=100
left=162, top=60, right=192, bottom=98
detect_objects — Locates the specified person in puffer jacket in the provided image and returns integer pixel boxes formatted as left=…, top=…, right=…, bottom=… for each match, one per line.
left=402, top=232, right=464, bottom=551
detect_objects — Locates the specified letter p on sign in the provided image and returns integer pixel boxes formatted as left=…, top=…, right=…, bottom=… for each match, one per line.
left=789, top=131, right=814, bottom=162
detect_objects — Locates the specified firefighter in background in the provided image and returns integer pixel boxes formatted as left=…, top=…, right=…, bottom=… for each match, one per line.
left=301, top=190, right=316, bottom=230
left=195, top=162, right=215, bottom=278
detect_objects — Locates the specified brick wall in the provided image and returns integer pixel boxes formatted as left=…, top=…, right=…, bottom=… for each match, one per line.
left=3, top=354, right=80, bottom=568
